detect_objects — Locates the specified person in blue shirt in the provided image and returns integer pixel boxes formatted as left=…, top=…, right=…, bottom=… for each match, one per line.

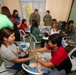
left=12, top=9, right=20, bottom=21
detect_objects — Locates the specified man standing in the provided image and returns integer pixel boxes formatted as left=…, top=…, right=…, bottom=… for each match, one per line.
left=29, top=9, right=40, bottom=26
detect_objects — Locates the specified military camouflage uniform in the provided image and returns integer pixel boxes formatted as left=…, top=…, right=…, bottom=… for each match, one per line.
left=43, top=15, right=52, bottom=26
left=66, top=26, right=75, bottom=35
left=29, top=13, right=40, bottom=25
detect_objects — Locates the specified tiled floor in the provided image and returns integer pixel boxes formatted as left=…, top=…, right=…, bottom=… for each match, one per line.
left=0, top=36, right=76, bottom=75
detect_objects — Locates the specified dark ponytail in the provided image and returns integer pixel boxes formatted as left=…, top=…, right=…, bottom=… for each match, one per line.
left=0, top=27, right=14, bottom=47
left=30, top=20, right=38, bottom=33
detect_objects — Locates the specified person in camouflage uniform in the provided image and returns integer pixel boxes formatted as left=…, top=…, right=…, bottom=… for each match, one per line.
left=60, top=20, right=75, bottom=37
left=43, top=10, right=52, bottom=26
left=66, top=20, right=75, bottom=35
left=29, top=9, right=40, bottom=26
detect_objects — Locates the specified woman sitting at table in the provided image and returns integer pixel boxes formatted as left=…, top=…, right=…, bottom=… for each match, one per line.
left=46, top=22, right=60, bottom=35
left=30, top=20, right=43, bottom=42
left=41, top=22, right=60, bottom=47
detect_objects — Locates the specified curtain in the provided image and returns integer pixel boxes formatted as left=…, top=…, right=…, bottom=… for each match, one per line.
left=46, top=0, right=72, bottom=21
left=3, top=0, right=22, bottom=19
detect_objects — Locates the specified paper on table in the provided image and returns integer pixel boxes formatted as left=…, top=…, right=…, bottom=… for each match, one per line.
left=42, top=36, right=48, bottom=40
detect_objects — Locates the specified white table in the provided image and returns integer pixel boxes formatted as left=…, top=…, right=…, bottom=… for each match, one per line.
left=26, top=26, right=51, bottom=34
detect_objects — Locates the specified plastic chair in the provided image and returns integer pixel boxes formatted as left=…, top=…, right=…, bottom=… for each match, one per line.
left=0, top=62, right=7, bottom=73
left=0, top=62, right=17, bottom=75
left=68, top=47, right=76, bottom=71
left=30, top=33, right=41, bottom=49
left=19, top=29, right=28, bottom=42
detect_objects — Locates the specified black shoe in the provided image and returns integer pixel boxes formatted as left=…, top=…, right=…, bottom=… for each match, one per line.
left=21, top=70, right=29, bottom=75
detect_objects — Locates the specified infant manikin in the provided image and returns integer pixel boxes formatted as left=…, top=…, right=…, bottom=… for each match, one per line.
left=29, top=58, right=50, bottom=73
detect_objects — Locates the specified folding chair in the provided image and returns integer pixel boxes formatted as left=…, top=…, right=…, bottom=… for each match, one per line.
left=68, top=47, right=76, bottom=71
left=19, top=29, right=28, bottom=42
left=30, top=33, right=41, bottom=49
left=0, top=62, right=17, bottom=75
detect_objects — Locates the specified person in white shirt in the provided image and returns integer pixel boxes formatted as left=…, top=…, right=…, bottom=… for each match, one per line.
left=41, top=21, right=60, bottom=47
left=46, top=22, right=60, bottom=35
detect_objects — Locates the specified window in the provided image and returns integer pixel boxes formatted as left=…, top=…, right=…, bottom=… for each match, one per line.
left=20, top=0, right=46, bottom=22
